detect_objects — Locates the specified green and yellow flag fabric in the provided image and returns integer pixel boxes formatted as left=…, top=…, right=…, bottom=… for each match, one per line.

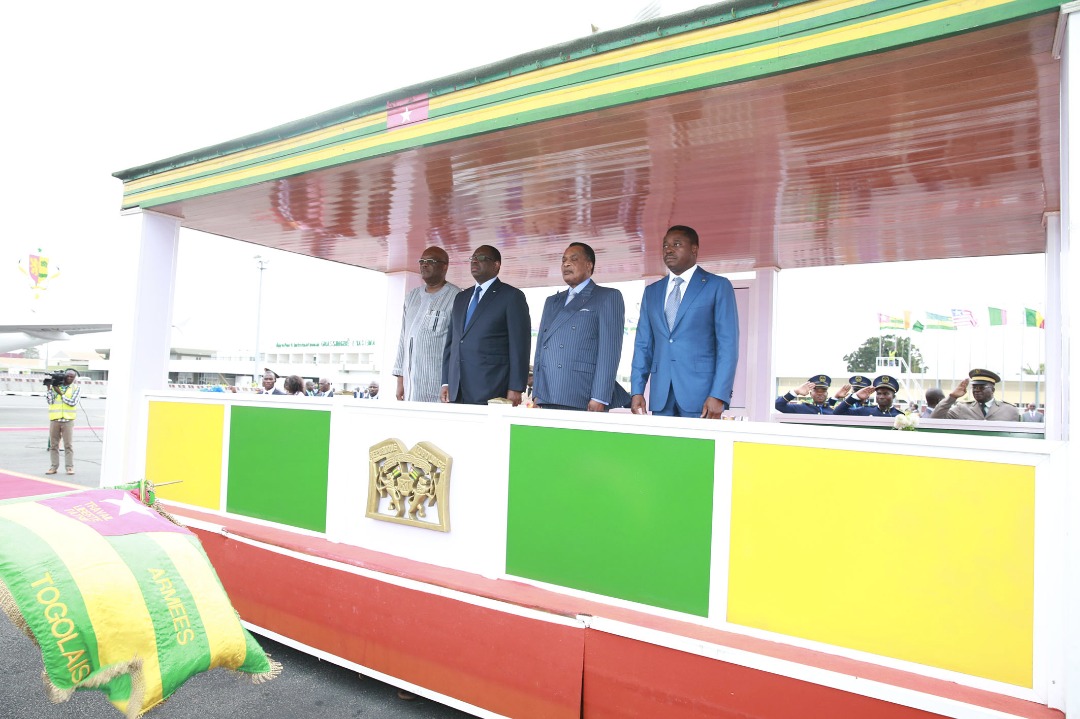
left=877, top=313, right=905, bottom=330
left=0, top=488, right=280, bottom=718
left=924, top=312, right=956, bottom=330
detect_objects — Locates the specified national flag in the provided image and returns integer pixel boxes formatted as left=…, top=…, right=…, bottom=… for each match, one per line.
left=386, top=93, right=430, bottom=129
left=924, top=312, right=956, bottom=330
left=878, top=313, right=905, bottom=330
left=0, top=488, right=280, bottom=717
left=29, top=253, right=48, bottom=285
left=1025, top=308, right=1045, bottom=329
left=911, top=320, right=925, bottom=332
left=988, top=307, right=1007, bottom=326
left=951, top=309, right=977, bottom=328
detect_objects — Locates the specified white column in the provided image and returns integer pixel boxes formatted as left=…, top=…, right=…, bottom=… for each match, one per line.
left=747, top=267, right=777, bottom=422
left=1045, top=212, right=1064, bottom=441
left=1057, top=5, right=1079, bottom=715
left=381, top=270, right=424, bottom=396
left=100, top=210, right=179, bottom=486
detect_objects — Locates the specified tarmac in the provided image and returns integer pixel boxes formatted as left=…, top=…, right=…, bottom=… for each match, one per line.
left=0, top=394, right=471, bottom=719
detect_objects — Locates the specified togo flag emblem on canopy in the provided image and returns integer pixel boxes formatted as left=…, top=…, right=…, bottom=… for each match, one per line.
left=0, top=488, right=280, bottom=718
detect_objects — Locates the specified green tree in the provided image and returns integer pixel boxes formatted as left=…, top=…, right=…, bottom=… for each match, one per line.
left=843, top=334, right=926, bottom=373
left=1022, top=363, right=1045, bottom=375
left=22, top=347, right=39, bottom=359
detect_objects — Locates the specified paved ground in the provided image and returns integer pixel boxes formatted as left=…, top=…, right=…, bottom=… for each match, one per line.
left=0, top=395, right=473, bottom=718
left=0, top=394, right=106, bottom=488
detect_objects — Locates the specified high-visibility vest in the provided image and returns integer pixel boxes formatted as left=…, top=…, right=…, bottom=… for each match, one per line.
left=48, top=384, right=77, bottom=421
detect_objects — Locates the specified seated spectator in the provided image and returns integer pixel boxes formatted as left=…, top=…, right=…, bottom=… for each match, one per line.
left=366, top=381, right=380, bottom=399
left=775, top=375, right=834, bottom=415
left=1022, top=403, right=1044, bottom=422
left=317, top=378, right=334, bottom=397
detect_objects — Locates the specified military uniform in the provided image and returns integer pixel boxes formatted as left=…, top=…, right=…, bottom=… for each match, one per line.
left=775, top=374, right=834, bottom=415
left=832, top=375, right=904, bottom=417
left=844, top=375, right=873, bottom=407
left=930, top=369, right=1019, bottom=421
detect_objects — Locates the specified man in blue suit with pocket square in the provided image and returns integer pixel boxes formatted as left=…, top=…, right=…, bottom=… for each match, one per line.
left=441, top=245, right=531, bottom=405
left=533, top=242, right=628, bottom=411
left=631, top=226, right=739, bottom=418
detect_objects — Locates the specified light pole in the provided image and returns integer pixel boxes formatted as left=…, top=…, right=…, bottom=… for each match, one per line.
left=253, top=255, right=269, bottom=382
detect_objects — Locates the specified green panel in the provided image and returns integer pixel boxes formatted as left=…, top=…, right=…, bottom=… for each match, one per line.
left=506, top=426, right=714, bottom=616
left=226, top=406, right=330, bottom=532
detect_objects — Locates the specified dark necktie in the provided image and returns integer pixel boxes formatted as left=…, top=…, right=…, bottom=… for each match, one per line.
left=465, top=286, right=481, bottom=327
left=980, top=403, right=987, bottom=417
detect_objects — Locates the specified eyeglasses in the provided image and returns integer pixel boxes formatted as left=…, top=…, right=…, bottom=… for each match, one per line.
left=469, top=255, right=495, bottom=263
left=417, top=258, right=447, bottom=266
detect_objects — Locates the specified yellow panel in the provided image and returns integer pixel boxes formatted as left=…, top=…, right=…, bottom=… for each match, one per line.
left=728, top=442, right=1034, bottom=687
left=145, top=402, right=224, bottom=510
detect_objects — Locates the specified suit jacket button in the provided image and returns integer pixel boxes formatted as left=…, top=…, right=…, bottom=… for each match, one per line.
left=559, top=344, right=564, bottom=348
left=669, top=339, right=674, bottom=343
left=571, top=326, right=576, bottom=330
left=558, top=364, right=563, bottom=368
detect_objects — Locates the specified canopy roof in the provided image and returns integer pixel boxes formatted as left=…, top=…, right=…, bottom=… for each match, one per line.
left=115, top=0, right=1061, bottom=289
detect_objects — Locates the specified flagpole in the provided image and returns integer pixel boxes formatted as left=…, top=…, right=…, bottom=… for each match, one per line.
left=935, top=329, right=941, bottom=388
left=1019, top=325, right=1025, bottom=405
left=1032, top=319, right=1041, bottom=408
left=1001, top=322, right=1006, bottom=403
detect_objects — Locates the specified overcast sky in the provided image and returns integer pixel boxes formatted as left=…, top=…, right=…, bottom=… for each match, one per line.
left=2, top=0, right=1048, bottom=379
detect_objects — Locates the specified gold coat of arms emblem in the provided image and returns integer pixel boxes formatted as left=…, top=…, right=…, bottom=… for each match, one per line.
left=367, top=439, right=452, bottom=531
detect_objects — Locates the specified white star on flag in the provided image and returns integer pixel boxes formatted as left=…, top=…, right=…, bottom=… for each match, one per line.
left=400, top=106, right=411, bottom=123
left=103, top=492, right=154, bottom=517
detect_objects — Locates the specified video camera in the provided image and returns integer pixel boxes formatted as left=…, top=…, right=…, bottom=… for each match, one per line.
left=42, top=371, right=68, bottom=387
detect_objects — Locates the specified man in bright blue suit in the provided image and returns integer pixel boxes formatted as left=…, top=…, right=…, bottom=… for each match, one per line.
left=630, top=225, right=739, bottom=419
left=441, top=245, right=531, bottom=405
left=533, top=242, right=628, bottom=411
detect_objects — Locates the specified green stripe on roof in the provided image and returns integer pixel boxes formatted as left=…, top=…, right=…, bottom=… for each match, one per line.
left=124, top=0, right=1061, bottom=209
left=120, top=0, right=920, bottom=198
left=433, top=0, right=926, bottom=119
left=113, top=0, right=810, bottom=183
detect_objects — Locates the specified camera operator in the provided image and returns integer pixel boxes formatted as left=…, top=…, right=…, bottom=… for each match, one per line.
left=45, top=369, right=80, bottom=476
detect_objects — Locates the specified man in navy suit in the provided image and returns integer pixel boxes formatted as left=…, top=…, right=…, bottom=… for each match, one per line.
left=533, top=242, right=627, bottom=411
left=441, top=245, right=531, bottom=405
left=630, top=225, right=739, bottom=418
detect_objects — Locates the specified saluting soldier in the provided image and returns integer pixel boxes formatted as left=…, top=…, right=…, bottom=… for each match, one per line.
left=833, top=374, right=872, bottom=407
left=930, top=369, right=1019, bottom=421
left=775, top=374, right=834, bottom=414
left=832, top=375, right=904, bottom=417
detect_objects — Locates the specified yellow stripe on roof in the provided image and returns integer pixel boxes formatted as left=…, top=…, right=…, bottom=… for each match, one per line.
left=429, top=0, right=877, bottom=111
left=121, top=0, right=878, bottom=195
left=121, top=112, right=387, bottom=194
left=122, top=0, right=1011, bottom=207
